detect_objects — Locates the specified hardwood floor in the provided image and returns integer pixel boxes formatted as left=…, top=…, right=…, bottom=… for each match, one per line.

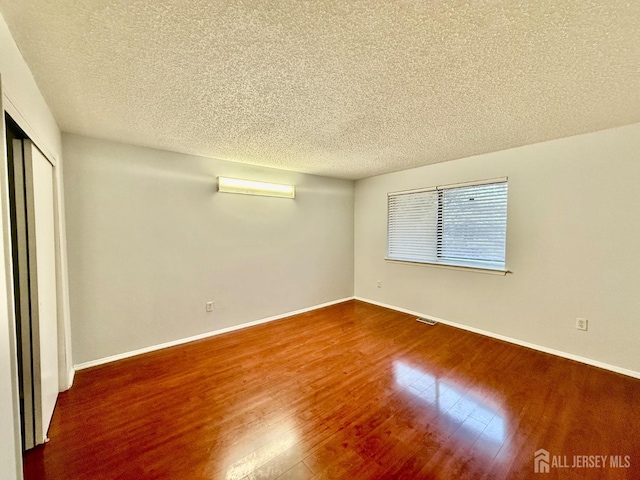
left=23, top=300, right=640, bottom=479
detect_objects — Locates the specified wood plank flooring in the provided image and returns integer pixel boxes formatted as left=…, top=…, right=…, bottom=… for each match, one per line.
left=23, top=300, right=640, bottom=479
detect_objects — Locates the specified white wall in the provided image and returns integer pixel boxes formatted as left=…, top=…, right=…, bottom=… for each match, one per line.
left=63, top=134, right=354, bottom=365
left=0, top=16, right=60, bottom=163
left=0, top=12, right=64, bottom=480
left=355, top=123, right=640, bottom=375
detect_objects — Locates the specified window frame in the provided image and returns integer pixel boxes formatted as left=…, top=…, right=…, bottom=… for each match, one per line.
left=386, top=177, right=509, bottom=275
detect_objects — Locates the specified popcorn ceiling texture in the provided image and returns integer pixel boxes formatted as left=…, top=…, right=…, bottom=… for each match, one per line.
left=1, top=1, right=639, bottom=179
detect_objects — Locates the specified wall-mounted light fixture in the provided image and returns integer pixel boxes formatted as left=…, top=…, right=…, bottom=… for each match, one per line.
left=217, top=176, right=296, bottom=199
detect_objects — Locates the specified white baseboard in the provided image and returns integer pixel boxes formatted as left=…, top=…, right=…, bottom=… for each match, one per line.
left=354, top=296, right=640, bottom=380
left=74, top=297, right=354, bottom=371
left=67, top=367, right=75, bottom=389
left=74, top=295, right=640, bottom=380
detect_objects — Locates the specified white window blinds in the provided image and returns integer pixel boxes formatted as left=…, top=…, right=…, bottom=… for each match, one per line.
left=387, top=179, right=508, bottom=271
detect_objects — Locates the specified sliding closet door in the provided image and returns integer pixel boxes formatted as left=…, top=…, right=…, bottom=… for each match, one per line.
left=14, top=139, right=59, bottom=447
left=27, top=141, right=58, bottom=443
left=10, top=138, right=35, bottom=449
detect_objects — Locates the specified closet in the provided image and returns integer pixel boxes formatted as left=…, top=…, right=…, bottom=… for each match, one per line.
left=5, top=115, right=59, bottom=450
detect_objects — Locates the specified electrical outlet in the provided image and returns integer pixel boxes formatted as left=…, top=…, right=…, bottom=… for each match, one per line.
left=206, top=301, right=214, bottom=312
left=576, top=317, right=588, bottom=331
left=377, top=280, right=382, bottom=288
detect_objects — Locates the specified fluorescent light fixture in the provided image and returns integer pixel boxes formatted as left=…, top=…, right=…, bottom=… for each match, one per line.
left=217, top=176, right=295, bottom=199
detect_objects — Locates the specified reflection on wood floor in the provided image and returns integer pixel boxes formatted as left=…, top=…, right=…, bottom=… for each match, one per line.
left=24, top=300, right=640, bottom=479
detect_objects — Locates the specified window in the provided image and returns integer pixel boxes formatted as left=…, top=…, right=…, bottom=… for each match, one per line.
left=387, top=178, right=508, bottom=271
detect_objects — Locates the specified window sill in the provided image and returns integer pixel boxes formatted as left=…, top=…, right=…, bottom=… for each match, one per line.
left=385, top=258, right=510, bottom=275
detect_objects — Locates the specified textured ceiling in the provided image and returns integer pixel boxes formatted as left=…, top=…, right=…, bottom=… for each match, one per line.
left=1, top=1, right=639, bottom=179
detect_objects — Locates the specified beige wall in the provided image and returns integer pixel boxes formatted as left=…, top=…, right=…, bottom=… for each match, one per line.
left=1, top=12, right=63, bottom=480
left=355, top=123, right=640, bottom=375
left=63, top=134, right=355, bottom=365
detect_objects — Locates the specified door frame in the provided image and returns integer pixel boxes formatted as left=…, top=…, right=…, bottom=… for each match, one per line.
left=0, top=73, right=25, bottom=480
left=1, top=72, right=73, bottom=477
left=3, top=103, right=73, bottom=392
